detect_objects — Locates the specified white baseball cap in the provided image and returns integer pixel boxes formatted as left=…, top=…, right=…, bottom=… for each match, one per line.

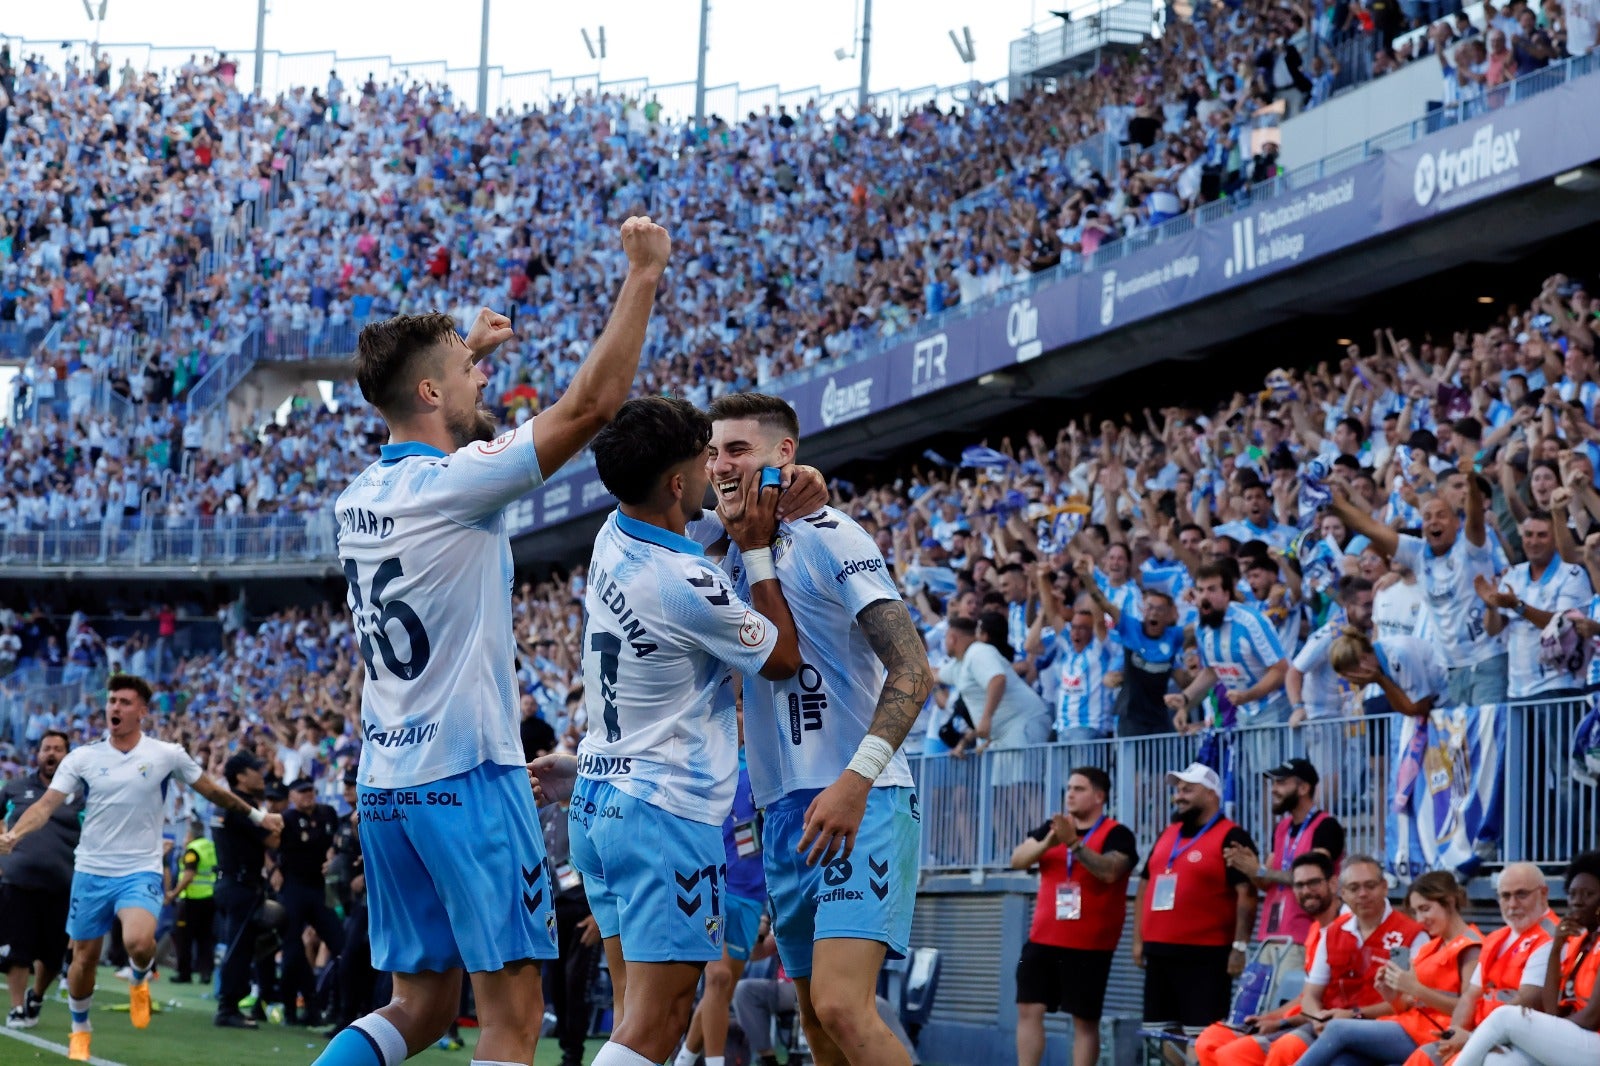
left=1166, top=762, right=1222, bottom=797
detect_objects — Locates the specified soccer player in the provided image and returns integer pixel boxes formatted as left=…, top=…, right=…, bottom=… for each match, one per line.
left=705, top=393, right=936, bottom=1066
left=0, top=675, right=283, bottom=1063
left=317, top=216, right=671, bottom=1066
left=573, top=394, right=810, bottom=1066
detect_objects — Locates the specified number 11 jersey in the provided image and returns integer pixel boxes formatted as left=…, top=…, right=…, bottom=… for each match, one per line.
left=335, top=423, right=546, bottom=790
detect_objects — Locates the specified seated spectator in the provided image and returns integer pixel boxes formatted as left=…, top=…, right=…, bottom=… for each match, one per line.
left=1294, top=871, right=1481, bottom=1066
left=1257, top=855, right=1427, bottom=1066
left=1194, top=853, right=1341, bottom=1066
left=1451, top=851, right=1600, bottom=1066
left=1401, top=863, right=1561, bottom=1066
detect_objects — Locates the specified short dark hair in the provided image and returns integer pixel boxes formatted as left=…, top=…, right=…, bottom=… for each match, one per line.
left=1337, top=416, right=1367, bottom=443
left=354, top=312, right=460, bottom=414
left=107, top=674, right=153, bottom=704
left=1069, top=765, right=1112, bottom=799
left=1195, top=561, right=1236, bottom=591
left=707, top=392, right=801, bottom=439
left=1291, top=852, right=1335, bottom=880
left=1565, top=850, right=1600, bottom=890
left=590, top=396, right=711, bottom=506
left=39, top=729, right=70, bottom=750
left=1335, top=575, right=1374, bottom=602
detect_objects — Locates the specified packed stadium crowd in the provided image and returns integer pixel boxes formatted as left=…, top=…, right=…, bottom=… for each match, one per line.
left=3, top=2, right=1600, bottom=1064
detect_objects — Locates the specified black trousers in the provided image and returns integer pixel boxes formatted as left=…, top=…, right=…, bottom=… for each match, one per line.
left=545, top=896, right=601, bottom=1059
left=173, top=896, right=216, bottom=981
left=331, top=901, right=385, bottom=1028
left=278, top=880, right=344, bottom=1021
left=214, top=879, right=264, bottom=1017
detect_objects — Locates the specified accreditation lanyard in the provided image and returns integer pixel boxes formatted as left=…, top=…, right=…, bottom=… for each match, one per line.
left=1279, top=809, right=1319, bottom=871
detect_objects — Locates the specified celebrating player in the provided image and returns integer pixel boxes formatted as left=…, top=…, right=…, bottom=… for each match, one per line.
left=0, top=675, right=284, bottom=1063
left=546, top=395, right=802, bottom=1066
left=704, top=393, right=935, bottom=1066
left=316, top=217, right=670, bottom=1066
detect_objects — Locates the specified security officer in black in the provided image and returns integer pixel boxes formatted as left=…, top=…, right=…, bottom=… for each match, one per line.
left=324, top=767, right=373, bottom=1034
left=213, top=752, right=277, bottom=1029
left=277, top=778, right=342, bottom=1027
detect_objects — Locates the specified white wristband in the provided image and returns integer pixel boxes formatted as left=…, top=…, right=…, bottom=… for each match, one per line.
left=743, top=547, right=776, bottom=584
left=248, top=807, right=266, bottom=826
left=845, top=735, right=896, bottom=782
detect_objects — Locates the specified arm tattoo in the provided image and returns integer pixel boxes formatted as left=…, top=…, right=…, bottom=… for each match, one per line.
left=857, top=599, right=936, bottom=750
left=198, top=777, right=252, bottom=815
left=1073, top=846, right=1131, bottom=883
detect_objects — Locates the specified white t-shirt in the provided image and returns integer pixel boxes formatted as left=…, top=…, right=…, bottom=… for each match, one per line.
left=50, top=735, right=203, bottom=877
left=1499, top=560, right=1594, bottom=698
left=335, top=421, right=544, bottom=789
left=1373, top=580, right=1425, bottom=642
left=575, top=512, right=777, bottom=825
left=939, top=640, right=1051, bottom=749
left=1393, top=533, right=1504, bottom=668
left=713, top=509, right=913, bottom=806
left=1292, top=618, right=1351, bottom=720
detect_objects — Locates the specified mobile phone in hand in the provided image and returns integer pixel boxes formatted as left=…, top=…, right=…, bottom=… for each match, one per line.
left=1389, top=946, right=1411, bottom=971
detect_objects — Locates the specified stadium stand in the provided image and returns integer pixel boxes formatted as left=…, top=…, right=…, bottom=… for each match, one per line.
left=3, top=2, right=1600, bottom=1062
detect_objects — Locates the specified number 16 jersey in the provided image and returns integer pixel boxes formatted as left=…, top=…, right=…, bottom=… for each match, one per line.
left=335, top=423, right=545, bottom=790
left=577, top=511, right=779, bottom=826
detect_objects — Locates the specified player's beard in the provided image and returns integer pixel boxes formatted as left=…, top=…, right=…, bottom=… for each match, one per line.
left=1198, top=604, right=1226, bottom=628
left=446, top=404, right=497, bottom=449
left=1271, top=792, right=1298, bottom=816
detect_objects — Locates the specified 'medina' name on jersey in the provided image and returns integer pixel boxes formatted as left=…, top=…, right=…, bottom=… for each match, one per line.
left=576, top=511, right=779, bottom=825
left=335, top=420, right=545, bottom=789
left=718, top=508, right=913, bottom=807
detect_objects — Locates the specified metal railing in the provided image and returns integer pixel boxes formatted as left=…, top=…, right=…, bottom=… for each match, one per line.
left=908, top=698, right=1594, bottom=876
left=0, top=512, right=338, bottom=570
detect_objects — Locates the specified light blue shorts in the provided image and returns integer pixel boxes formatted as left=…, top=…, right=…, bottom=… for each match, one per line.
left=67, top=871, right=163, bottom=940
left=724, top=893, right=765, bottom=961
left=358, top=761, right=557, bottom=974
left=761, top=785, right=920, bottom=979
left=568, top=777, right=727, bottom=963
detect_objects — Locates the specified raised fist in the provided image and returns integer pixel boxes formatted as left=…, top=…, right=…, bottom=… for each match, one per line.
left=620, top=216, right=671, bottom=276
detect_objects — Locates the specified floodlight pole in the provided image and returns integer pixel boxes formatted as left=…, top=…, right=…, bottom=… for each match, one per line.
left=253, top=0, right=267, bottom=97
left=694, top=0, right=711, bottom=125
left=858, top=0, right=872, bottom=113
left=477, top=0, right=491, bottom=114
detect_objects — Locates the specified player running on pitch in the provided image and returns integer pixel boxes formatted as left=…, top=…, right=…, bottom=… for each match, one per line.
left=705, top=393, right=935, bottom=1066
left=316, top=217, right=670, bottom=1066
left=0, top=674, right=284, bottom=1062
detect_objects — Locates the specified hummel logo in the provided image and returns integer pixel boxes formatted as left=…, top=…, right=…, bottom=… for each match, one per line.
left=869, top=855, right=889, bottom=901
left=675, top=870, right=703, bottom=891
left=523, top=887, right=544, bottom=914
left=677, top=894, right=703, bottom=916
left=687, top=571, right=731, bottom=606
left=521, top=866, right=539, bottom=887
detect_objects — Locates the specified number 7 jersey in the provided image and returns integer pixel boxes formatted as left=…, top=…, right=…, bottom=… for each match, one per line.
left=576, top=511, right=779, bottom=825
left=335, top=424, right=546, bottom=790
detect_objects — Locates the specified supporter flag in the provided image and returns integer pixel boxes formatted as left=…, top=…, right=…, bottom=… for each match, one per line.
left=922, top=449, right=955, bottom=468
left=1298, top=456, right=1332, bottom=532
left=1195, top=696, right=1240, bottom=821
left=1572, top=705, right=1600, bottom=788
left=1387, top=705, right=1506, bottom=879
left=960, top=445, right=1014, bottom=470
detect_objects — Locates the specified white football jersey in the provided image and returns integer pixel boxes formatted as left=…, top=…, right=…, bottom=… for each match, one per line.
left=1500, top=560, right=1594, bottom=698
left=1393, top=533, right=1504, bottom=669
left=576, top=512, right=778, bottom=825
left=50, top=735, right=203, bottom=877
left=718, top=508, right=912, bottom=807
left=335, top=421, right=545, bottom=789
